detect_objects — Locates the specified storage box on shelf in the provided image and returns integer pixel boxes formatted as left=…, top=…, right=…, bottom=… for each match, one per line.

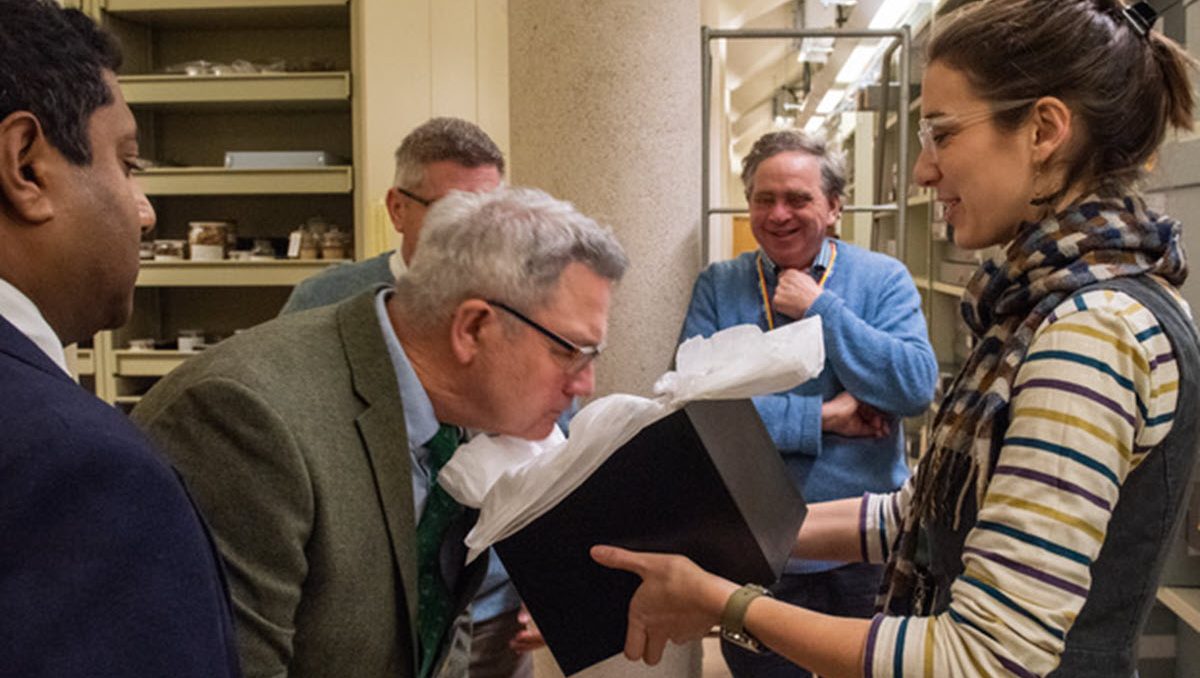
left=80, top=0, right=359, bottom=406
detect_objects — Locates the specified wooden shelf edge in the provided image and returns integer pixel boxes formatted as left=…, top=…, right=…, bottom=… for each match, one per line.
left=1158, top=586, right=1200, bottom=633
left=120, top=72, right=350, bottom=105
left=932, top=281, right=966, bottom=297
left=69, top=348, right=96, bottom=376
left=113, top=350, right=196, bottom=378
left=113, top=349, right=200, bottom=357
left=137, top=259, right=349, bottom=287
left=104, top=0, right=347, bottom=12
left=135, top=166, right=353, bottom=196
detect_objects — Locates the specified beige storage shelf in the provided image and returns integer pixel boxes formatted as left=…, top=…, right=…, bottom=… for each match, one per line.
left=1158, top=587, right=1200, bottom=633
left=114, top=350, right=193, bottom=377
left=83, top=0, right=359, bottom=409
left=137, top=260, right=347, bottom=287
left=72, top=349, right=96, bottom=376
left=912, top=277, right=964, bottom=298
left=98, top=0, right=349, bottom=29
left=104, top=0, right=345, bottom=9
left=135, top=167, right=352, bottom=196
left=907, top=190, right=933, bottom=206
left=120, top=72, right=350, bottom=108
left=932, top=281, right=966, bottom=297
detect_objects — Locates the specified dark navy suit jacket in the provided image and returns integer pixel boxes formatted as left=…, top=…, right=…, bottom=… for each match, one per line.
left=0, top=315, right=241, bottom=677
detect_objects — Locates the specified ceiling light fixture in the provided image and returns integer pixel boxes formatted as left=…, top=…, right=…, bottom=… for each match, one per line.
left=816, top=88, right=846, bottom=115
left=797, top=36, right=835, bottom=64
left=869, top=0, right=917, bottom=29
left=835, top=43, right=879, bottom=84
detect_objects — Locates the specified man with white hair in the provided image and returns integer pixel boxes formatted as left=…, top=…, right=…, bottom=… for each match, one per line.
left=280, top=117, right=537, bottom=678
left=133, top=187, right=628, bottom=678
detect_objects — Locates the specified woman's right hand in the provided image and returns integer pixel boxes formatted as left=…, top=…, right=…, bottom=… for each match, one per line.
left=590, top=545, right=737, bottom=665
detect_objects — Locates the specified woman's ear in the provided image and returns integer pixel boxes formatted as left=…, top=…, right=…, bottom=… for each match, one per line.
left=1029, top=96, right=1074, bottom=164
left=0, top=111, right=55, bottom=224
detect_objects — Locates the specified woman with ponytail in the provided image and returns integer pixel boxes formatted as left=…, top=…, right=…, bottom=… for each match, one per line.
left=591, top=2, right=1200, bottom=676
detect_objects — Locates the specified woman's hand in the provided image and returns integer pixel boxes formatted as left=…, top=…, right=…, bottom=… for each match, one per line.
left=590, top=545, right=738, bottom=665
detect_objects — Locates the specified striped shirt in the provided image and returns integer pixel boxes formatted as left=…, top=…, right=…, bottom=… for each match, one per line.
left=859, top=284, right=1186, bottom=676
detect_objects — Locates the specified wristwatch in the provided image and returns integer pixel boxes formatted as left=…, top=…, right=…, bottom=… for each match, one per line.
left=720, top=583, right=772, bottom=653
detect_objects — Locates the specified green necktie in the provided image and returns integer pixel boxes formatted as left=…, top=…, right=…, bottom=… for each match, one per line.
left=416, top=423, right=465, bottom=678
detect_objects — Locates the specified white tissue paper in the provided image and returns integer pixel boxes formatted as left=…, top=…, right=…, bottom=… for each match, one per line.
left=438, top=316, right=824, bottom=562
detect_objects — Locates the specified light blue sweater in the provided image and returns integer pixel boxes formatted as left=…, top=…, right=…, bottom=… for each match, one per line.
left=680, top=240, right=937, bottom=573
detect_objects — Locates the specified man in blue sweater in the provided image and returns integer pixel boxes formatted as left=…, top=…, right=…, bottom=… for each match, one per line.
left=680, top=130, right=937, bottom=678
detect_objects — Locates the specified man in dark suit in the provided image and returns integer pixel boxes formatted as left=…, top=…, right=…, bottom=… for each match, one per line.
left=133, top=186, right=629, bottom=678
left=0, top=1, right=241, bottom=676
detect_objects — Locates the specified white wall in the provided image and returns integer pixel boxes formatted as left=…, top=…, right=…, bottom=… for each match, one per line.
left=355, top=0, right=510, bottom=256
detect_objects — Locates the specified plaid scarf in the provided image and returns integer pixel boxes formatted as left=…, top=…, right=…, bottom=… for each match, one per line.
left=881, top=186, right=1188, bottom=613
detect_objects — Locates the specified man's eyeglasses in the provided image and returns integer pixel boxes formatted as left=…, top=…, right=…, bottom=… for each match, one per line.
left=487, top=300, right=603, bottom=374
left=394, top=186, right=433, bottom=207
left=917, top=98, right=1036, bottom=161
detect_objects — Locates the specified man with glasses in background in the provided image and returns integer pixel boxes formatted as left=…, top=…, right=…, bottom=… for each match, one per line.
left=281, top=117, right=503, bottom=314
left=133, top=187, right=627, bottom=678
left=280, top=118, right=542, bottom=678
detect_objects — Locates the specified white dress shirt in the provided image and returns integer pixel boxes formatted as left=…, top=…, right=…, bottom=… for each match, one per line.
left=0, top=277, right=68, bottom=375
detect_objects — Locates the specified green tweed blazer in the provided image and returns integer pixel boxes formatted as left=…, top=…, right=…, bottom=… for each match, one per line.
left=133, top=288, right=483, bottom=678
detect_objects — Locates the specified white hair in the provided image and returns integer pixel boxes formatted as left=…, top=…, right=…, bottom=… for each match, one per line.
left=393, top=187, right=629, bottom=328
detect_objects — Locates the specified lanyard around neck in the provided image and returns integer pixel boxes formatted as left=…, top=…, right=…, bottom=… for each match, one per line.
left=756, top=241, right=838, bottom=331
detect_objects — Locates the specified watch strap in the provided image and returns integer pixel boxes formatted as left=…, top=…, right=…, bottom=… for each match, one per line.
left=720, top=583, right=771, bottom=652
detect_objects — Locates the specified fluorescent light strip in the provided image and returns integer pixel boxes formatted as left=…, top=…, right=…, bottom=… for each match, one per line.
left=816, top=89, right=846, bottom=115
left=869, top=0, right=916, bottom=29
left=836, top=43, right=879, bottom=84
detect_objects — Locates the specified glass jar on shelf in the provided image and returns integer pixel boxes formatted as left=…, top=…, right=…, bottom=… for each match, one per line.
left=177, top=329, right=205, bottom=352
left=250, top=238, right=276, bottom=261
left=188, top=221, right=235, bottom=261
left=288, top=227, right=320, bottom=260
left=320, top=228, right=350, bottom=260
left=153, top=239, right=187, bottom=261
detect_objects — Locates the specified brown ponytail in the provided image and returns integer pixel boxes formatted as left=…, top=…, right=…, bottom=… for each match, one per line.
left=1149, top=29, right=1196, bottom=132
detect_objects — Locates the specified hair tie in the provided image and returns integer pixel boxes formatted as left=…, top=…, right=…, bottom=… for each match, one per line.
left=1122, top=1, right=1158, bottom=38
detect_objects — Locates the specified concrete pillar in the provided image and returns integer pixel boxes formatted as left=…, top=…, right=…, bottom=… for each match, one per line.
left=509, top=0, right=703, bottom=401
left=510, top=6, right=706, bottom=678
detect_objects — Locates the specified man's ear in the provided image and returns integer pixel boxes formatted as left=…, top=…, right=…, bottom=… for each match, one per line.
left=1029, top=96, right=1073, bottom=165
left=448, top=298, right=496, bottom=365
left=826, top=193, right=843, bottom=226
left=0, top=111, right=55, bottom=224
left=385, top=186, right=406, bottom=234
